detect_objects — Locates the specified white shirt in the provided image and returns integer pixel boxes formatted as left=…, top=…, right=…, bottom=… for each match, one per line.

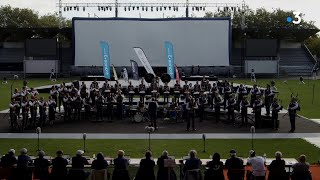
left=247, top=156, right=266, bottom=176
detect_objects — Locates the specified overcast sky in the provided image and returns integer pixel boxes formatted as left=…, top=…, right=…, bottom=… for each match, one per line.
left=1, top=0, right=319, bottom=28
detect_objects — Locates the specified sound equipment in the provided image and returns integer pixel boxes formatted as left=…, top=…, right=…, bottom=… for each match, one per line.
left=161, top=73, right=171, bottom=83
left=145, top=73, right=155, bottom=83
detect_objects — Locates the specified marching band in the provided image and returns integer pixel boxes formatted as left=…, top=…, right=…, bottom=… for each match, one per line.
left=9, top=77, right=298, bottom=132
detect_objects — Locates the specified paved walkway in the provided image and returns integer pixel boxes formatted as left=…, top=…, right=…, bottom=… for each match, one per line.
left=1, top=133, right=320, bottom=139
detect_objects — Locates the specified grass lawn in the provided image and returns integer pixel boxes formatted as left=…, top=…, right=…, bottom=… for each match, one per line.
left=0, top=78, right=78, bottom=111
left=0, top=139, right=319, bottom=163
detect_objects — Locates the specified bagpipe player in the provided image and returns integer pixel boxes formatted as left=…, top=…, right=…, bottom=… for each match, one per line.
left=226, top=94, right=237, bottom=126
left=271, top=98, right=283, bottom=130
left=186, top=97, right=198, bottom=131
left=240, top=96, right=250, bottom=127
left=288, top=97, right=300, bottom=133
left=213, top=92, right=223, bottom=123
left=253, top=95, right=264, bottom=128
left=48, top=95, right=57, bottom=125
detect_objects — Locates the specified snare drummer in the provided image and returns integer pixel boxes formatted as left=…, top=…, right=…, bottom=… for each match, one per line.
left=139, top=79, right=146, bottom=103
left=128, top=81, right=135, bottom=105
left=174, top=80, right=181, bottom=103
left=163, top=82, right=170, bottom=103
left=193, top=81, right=201, bottom=99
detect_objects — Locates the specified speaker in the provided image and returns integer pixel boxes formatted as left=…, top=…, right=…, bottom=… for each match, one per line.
left=145, top=73, right=155, bottom=83
left=161, top=73, right=171, bottom=83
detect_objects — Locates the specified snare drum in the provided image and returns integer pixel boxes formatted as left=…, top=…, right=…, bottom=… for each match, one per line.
left=139, top=91, right=146, bottom=95
left=193, top=92, right=200, bottom=95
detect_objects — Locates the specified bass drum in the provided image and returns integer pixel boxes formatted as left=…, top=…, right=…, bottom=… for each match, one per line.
left=133, top=113, right=143, bottom=123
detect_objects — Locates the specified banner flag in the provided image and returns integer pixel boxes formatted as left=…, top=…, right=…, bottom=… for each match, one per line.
left=133, top=47, right=155, bottom=76
left=112, top=64, right=118, bottom=80
left=130, top=60, right=139, bottom=80
left=100, top=41, right=111, bottom=79
left=174, top=64, right=180, bottom=83
left=165, top=41, right=175, bottom=79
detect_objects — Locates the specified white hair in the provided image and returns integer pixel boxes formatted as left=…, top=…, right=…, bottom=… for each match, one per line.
left=275, top=151, right=282, bottom=158
left=162, top=150, right=168, bottom=156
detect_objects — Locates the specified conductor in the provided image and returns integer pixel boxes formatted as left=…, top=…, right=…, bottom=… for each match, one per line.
left=148, top=98, right=159, bottom=130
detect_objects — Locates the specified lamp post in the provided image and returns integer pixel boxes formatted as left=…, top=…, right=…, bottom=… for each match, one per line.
left=83, top=133, right=87, bottom=152
left=202, top=134, right=206, bottom=153
left=36, top=127, right=41, bottom=152
left=250, top=126, right=255, bottom=150
left=145, top=126, right=155, bottom=151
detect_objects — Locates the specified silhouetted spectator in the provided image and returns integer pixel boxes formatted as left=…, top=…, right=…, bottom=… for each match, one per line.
left=205, top=153, right=224, bottom=180
left=112, top=150, right=130, bottom=180
left=16, top=148, right=32, bottom=180
left=0, top=149, right=17, bottom=168
left=34, top=150, right=51, bottom=180
left=183, top=150, right=202, bottom=180
left=268, top=151, right=286, bottom=180
left=292, top=155, right=311, bottom=180
left=225, top=149, right=244, bottom=180
left=135, top=151, right=156, bottom=180
left=91, top=152, right=108, bottom=170
left=50, top=150, right=68, bottom=180
left=157, top=151, right=177, bottom=180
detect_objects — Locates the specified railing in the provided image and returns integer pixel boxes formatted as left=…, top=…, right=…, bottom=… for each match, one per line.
left=303, top=44, right=318, bottom=75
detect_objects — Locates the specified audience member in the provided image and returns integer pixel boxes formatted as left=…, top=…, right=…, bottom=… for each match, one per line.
left=247, top=150, right=266, bottom=180
left=225, top=149, right=244, bottom=180
left=16, top=148, right=32, bottom=180
left=0, top=149, right=17, bottom=168
left=34, top=150, right=51, bottom=180
left=204, top=153, right=224, bottom=180
left=91, top=152, right=108, bottom=170
left=71, top=150, right=89, bottom=169
left=50, top=150, right=69, bottom=180
left=268, top=151, right=286, bottom=180
left=292, top=155, right=311, bottom=180
left=135, top=151, right=156, bottom=180
left=157, top=150, right=177, bottom=180
left=112, top=150, right=130, bottom=180
left=183, top=150, right=202, bottom=180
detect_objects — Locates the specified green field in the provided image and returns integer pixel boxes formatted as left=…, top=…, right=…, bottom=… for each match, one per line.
left=0, top=77, right=319, bottom=118
left=0, top=139, right=319, bottom=163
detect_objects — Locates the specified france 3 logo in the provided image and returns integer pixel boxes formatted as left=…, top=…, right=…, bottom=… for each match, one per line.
left=286, top=12, right=302, bottom=25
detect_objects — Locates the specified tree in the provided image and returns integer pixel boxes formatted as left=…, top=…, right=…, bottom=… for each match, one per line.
left=0, top=5, right=71, bottom=28
left=305, top=35, right=320, bottom=59
left=211, top=7, right=318, bottom=30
